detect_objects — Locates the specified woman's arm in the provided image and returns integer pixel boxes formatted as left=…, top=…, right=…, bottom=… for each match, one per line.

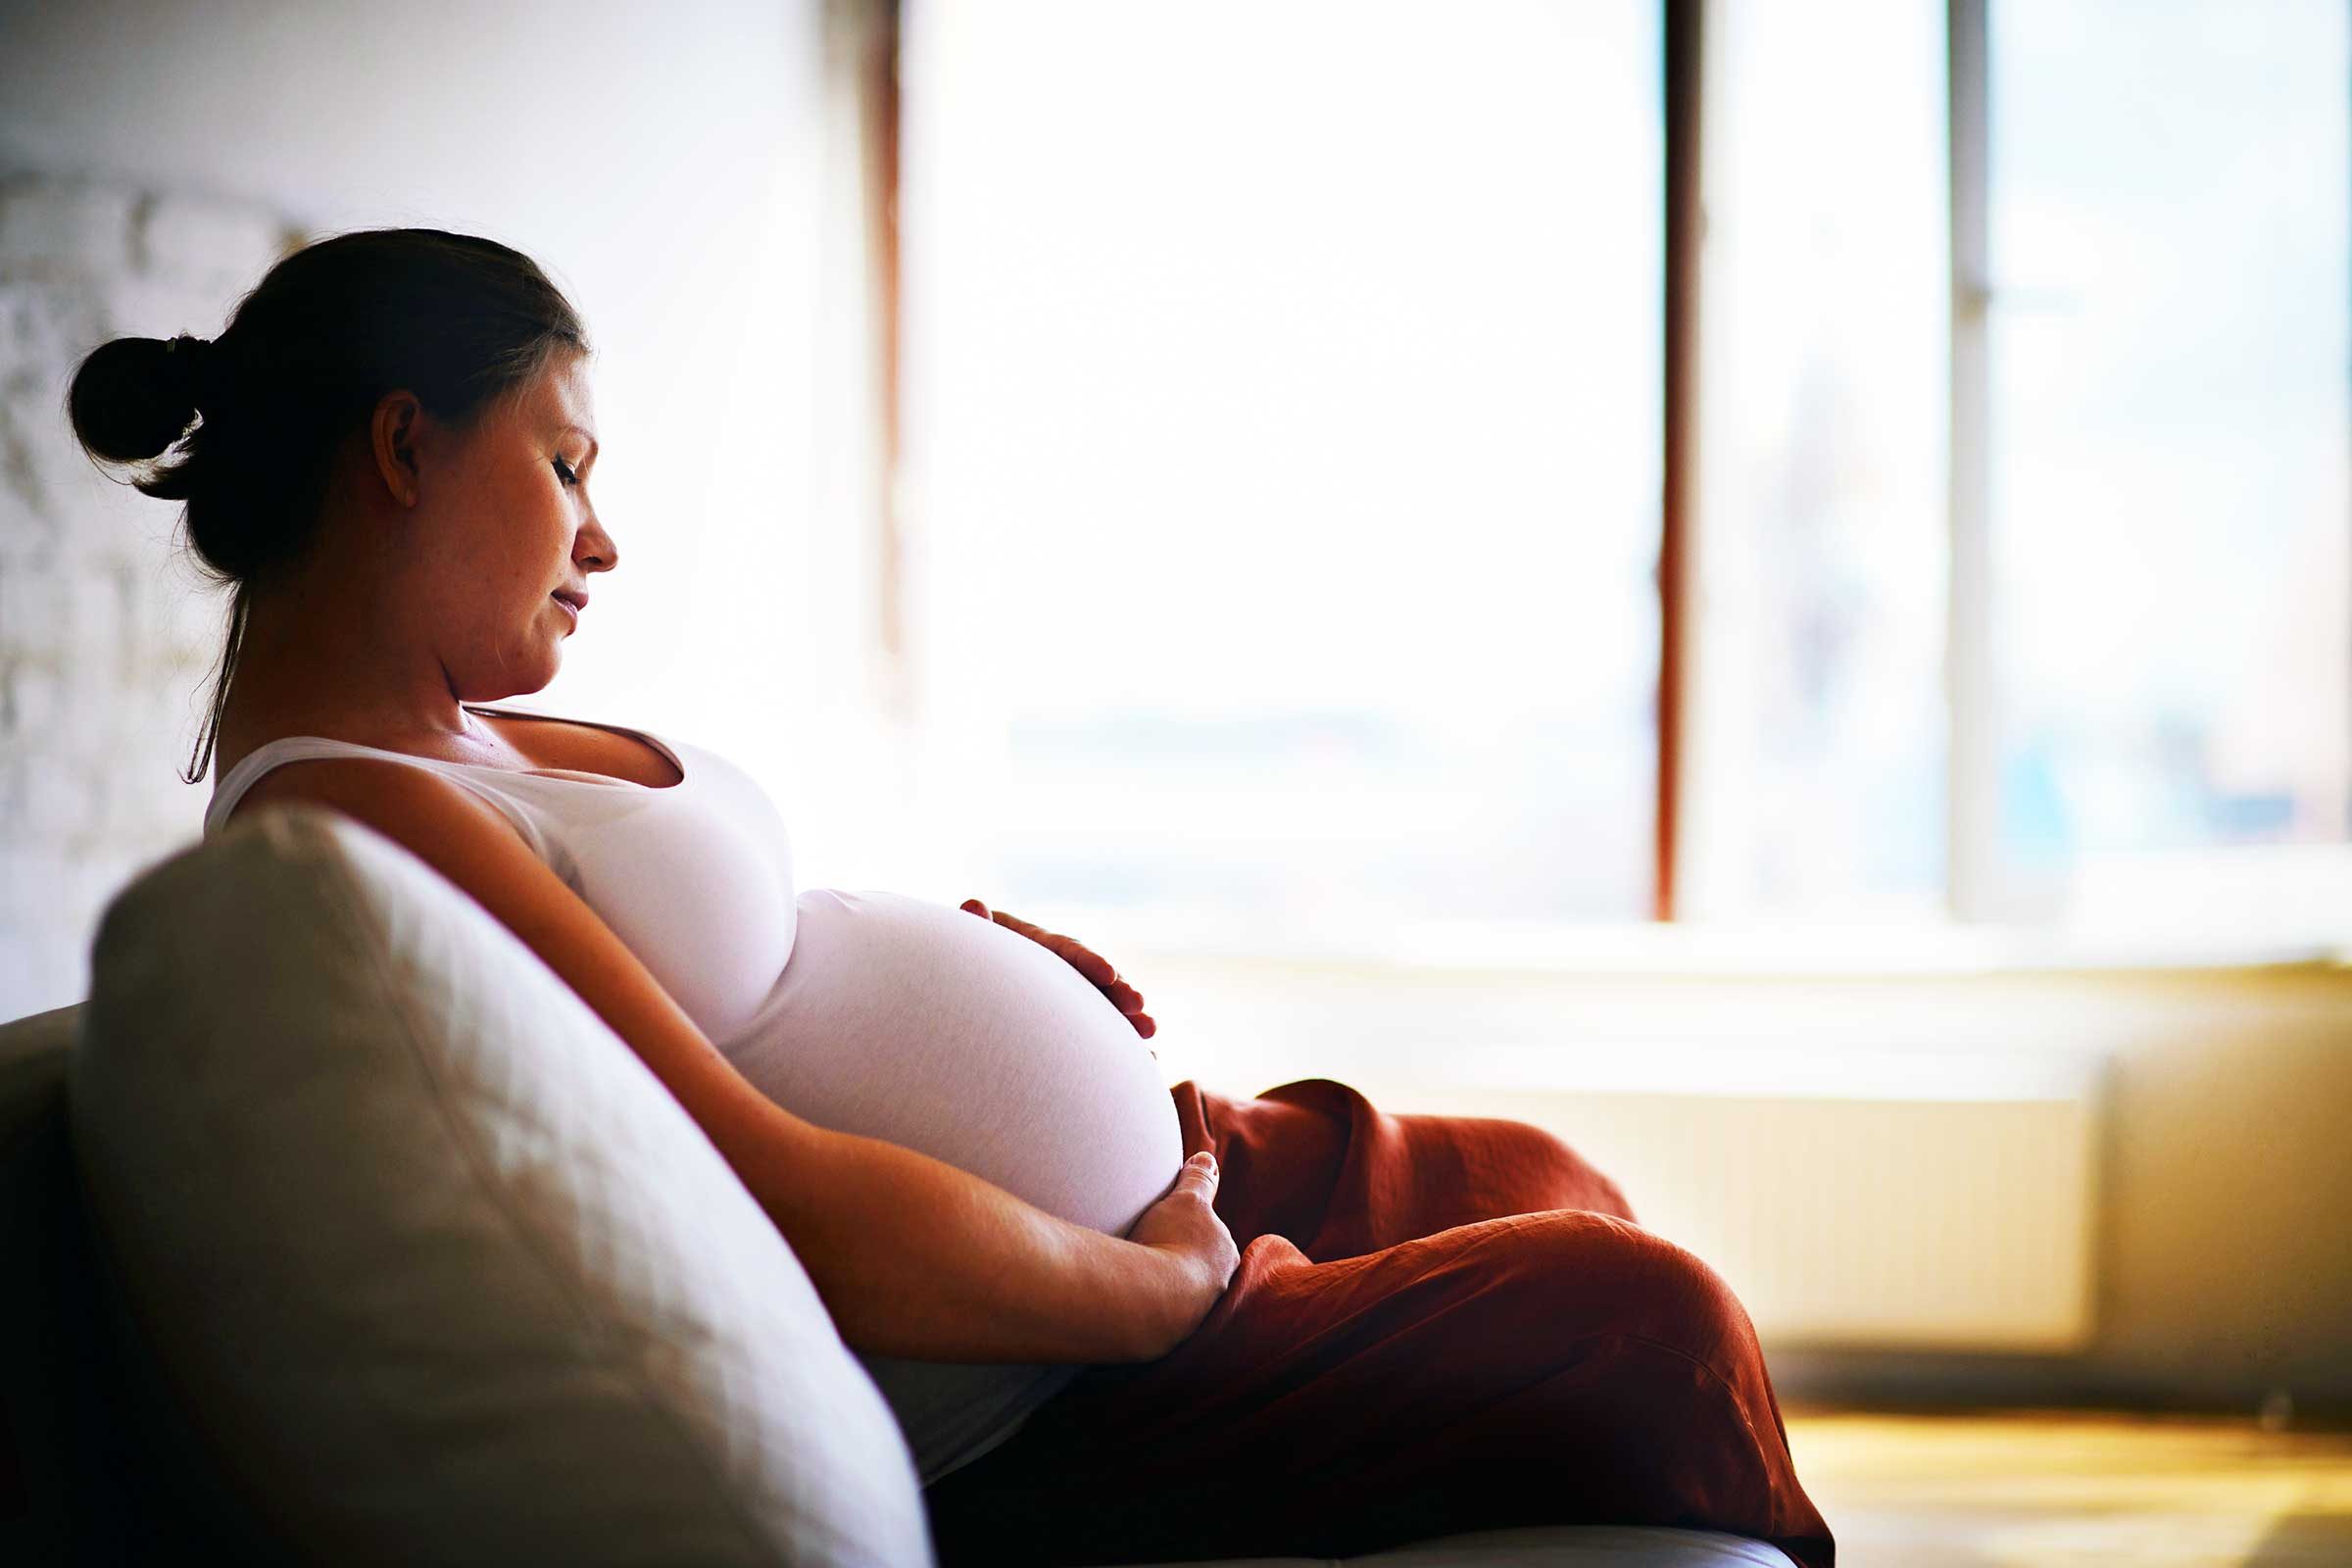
left=230, top=760, right=1237, bottom=1364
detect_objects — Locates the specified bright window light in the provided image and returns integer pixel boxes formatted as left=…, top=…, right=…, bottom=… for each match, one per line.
left=1685, top=0, right=1951, bottom=923
left=901, top=0, right=1663, bottom=949
left=1987, top=0, right=2352, bottom=904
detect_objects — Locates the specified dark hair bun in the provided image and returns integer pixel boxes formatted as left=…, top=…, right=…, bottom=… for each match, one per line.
left=68, top=334, right=204, bottom=463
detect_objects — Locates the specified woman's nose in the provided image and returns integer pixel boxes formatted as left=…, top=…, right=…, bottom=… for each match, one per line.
left=577, top=515, right=619, bottom=573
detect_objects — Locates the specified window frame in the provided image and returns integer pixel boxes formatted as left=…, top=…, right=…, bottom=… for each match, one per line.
left=1945, top=0, right=1996, bottom=924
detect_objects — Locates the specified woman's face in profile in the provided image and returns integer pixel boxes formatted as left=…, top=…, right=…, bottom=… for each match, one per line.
left=406, top=350, right=616, bottom=701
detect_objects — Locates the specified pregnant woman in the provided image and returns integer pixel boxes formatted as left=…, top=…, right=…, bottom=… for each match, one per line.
left=71, top=228, right=1833, bottom=1568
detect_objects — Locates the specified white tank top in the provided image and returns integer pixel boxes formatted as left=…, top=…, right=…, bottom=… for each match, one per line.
left=204, top=703, right=1185, bottom=1485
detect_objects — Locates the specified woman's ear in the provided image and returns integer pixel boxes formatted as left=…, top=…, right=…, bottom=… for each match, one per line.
left=369, top=390, right=424, bottom=508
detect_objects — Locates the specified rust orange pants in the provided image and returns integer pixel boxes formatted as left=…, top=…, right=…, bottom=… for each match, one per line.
left=920, top=1078, right=1836, bottom=1568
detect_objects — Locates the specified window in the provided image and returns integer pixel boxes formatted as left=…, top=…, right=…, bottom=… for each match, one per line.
left=885, top=0, right=2350, bottom=952
left=900, top=0, right=1663, bottom=949
left=1980, top=0, right=2350, bottom=926
left=1682, top=0, right=1951, bottom=924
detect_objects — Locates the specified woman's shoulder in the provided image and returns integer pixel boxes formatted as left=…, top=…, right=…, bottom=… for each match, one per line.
left=206, top=732, right=436, bottom=836
left=206, top=726, right=560, bottom=867
left=217, top=747, right=544, bottom=858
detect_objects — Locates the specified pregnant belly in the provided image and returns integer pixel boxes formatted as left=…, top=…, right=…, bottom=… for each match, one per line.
left=718, top=889, right=1184, bottom=1239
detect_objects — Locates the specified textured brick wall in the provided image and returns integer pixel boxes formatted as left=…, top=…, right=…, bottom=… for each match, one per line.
left=0, top=172, right=298, bottom=1019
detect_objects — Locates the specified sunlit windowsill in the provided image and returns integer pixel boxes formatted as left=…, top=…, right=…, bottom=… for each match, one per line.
left=1082, top=914, right=2352, bottom=982
left=1053, top=908, right=2352, bottom=1104
left=1097, top=915, right=2341, bottom=1104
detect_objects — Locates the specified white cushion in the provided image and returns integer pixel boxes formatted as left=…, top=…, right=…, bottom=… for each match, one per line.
left=71, top=806, right=933, bottom=1567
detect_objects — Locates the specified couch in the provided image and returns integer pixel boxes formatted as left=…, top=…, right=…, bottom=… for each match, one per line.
left=0, top=807, right=1797, bottom=1566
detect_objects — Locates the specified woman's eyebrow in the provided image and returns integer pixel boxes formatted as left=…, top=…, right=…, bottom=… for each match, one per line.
left=562, top=422, right=601, bottom=462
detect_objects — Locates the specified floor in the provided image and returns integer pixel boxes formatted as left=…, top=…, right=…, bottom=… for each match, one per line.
left=1784, top=1406, right=2352, bottom=1568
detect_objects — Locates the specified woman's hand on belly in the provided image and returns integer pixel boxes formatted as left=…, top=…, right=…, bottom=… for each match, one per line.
left=960, top=899, right=1156, bottom=1051
left=1125, top=1152, right=1239, bottom=1352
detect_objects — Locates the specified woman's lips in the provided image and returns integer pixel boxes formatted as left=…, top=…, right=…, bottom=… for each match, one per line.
left=550, top=593, right=580, bottom=626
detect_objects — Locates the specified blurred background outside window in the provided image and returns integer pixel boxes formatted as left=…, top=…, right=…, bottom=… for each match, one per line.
left=901, top=0, right=1664, bottom=956
left=893, top=0, right=2349, bottom=957
left=1983, top=0, right=2350, bottom=936
left=1682, top=0, right=1951, bottom=927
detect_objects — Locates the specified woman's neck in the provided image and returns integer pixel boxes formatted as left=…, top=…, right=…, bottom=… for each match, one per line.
left=214, top=572, right=486, bottom=775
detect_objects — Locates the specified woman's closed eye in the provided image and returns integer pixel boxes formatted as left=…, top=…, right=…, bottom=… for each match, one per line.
left=553, top=455, right=580, bottom=487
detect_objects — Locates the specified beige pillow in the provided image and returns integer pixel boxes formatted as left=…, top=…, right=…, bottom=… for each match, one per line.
left=72, top=806, right=933, bottom=1567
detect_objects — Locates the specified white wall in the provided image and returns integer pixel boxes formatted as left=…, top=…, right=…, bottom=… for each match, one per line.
left=0, top=0, right=912, bottom=1014
left=1, top=174, right=296, bottom=1017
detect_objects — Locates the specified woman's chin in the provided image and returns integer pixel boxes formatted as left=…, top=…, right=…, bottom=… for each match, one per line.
left=469, top=646, right=562, bottom=703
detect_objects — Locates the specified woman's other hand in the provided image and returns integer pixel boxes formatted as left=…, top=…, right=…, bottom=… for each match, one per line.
left=1123, top=1152, right=1239, bottom=1354
left=960, top=899, right=1157, bottom=1052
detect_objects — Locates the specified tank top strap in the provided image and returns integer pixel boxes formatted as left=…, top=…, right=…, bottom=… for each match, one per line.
left=204, top=735, right=561, bottom=868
